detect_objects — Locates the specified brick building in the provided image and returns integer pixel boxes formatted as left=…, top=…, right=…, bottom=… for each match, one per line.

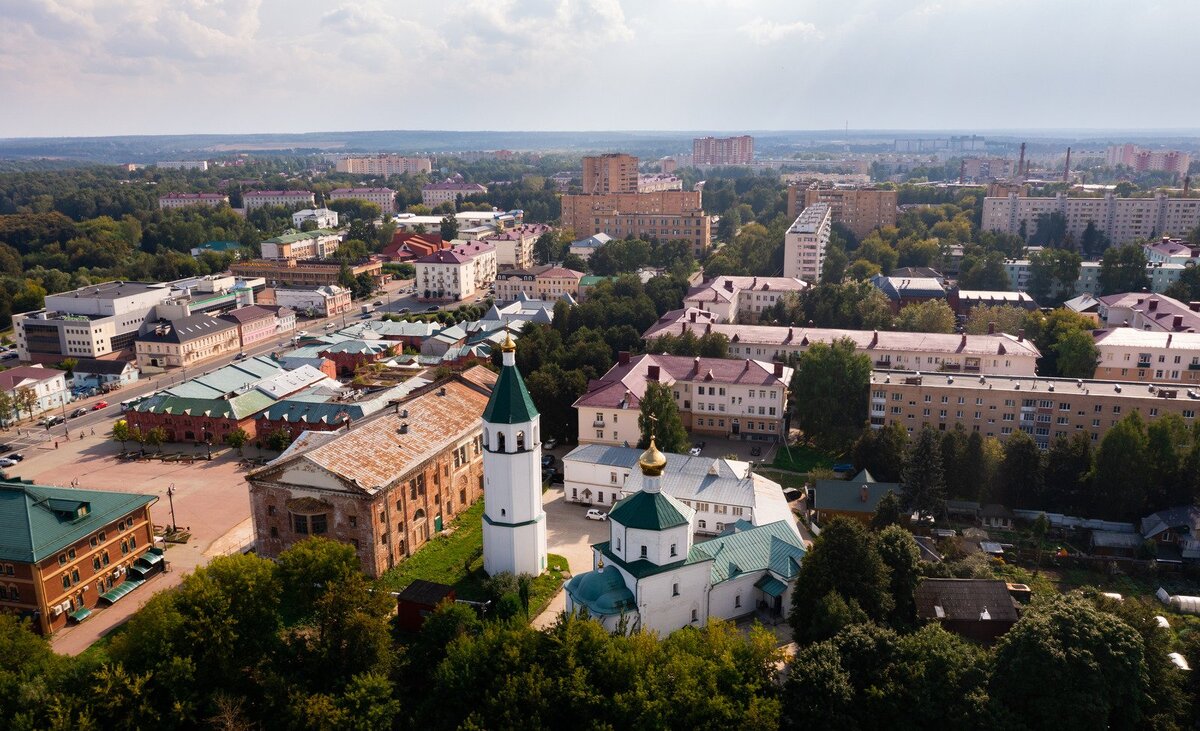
left=560, top=189, right=710, bottom=257
left=692, top=136, right=754, bottom=166
left=230, top=258, right=383, bottom=289
left=246, top=368, right=498, bottom=577
left=786, top=184, right=898, bottom=240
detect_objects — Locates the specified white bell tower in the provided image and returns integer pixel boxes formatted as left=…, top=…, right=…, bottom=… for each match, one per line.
left=481, top=331, right=547, bottom=576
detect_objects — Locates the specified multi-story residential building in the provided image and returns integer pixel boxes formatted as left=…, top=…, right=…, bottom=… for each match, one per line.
left=644, top=308, right=1042, bottom=375
left=271, top=285, right=353, bottom=318
left=868, top=369, right=1200, bottom=448
left=582, top=153, right=639, bottom=194
left=560, top=190, right=711, bottom=257
left=982, top=193, right=1200, bottom=245
left=133, top=314, right=241, bottom=370
left=783, top=204, right=832, bottom=282
left=637, top=174, right=683, bottom=193
left=414, top=242, right=498, bottom=301
left=573, top=352, right=792, bottom=446
left=0, top=365, right=71, bottom=420
left=421, top=178, right=487, bottom=208
left=13, top=281, right=174, bottom=362
left=493, top=266, right=584, bottom=303
left=245, top=369, right=497, bottom=577
left=1094, top=329, right=1200, bottom=384
left=1097, top=292, right=1200, bottom=332
left=158, top=193, right=229, bottom=210
left=1004, top=257, right=1188, bottom=297
left=786, top=184, right=898, bottom=240
left=683, top=276, right=808, bottom=323
left=243, top=190, right=315, bottom=211
left=334, top=154, right=432, bottom=176
left=960, top=157, right=1014, bottom=182
left=291, top=208, right=339, bottom=229
left=260, top=230, right=342, bottom=261
left=0, top=480, right=158, bottom=635
left=220, top=305, right=293, bottom=349
left=393, top=210, right=522, bottom=235
left=329, top=187, right=396, bottom=213
left=480, top=223, right=552, bottom=270
left=1144, top=237, right=1200, bottom=265
left=230, top=258, right=383, bottom=289
left=155, top=160, right=208, bottom=170
left=692, top=136, right=754, bottom=166
left=1106, top=144, right=1192, bottom=175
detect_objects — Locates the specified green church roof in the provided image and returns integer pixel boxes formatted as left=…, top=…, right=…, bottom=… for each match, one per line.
left=482, top=362, right=539, bottom=424
left=0, top=481, right=157, bottom=563
left=564, top=566, right=636, bottom=616
left=608, top=490, right=690, bottom=531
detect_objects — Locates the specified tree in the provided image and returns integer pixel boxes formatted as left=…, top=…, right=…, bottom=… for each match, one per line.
left=957, top=249, right=1011, bottom=290
left=1091, top=412, right=1150, bottom=520
left=894, top=299, right=956, bottom=333
left=276, top=537, right=361, bottom=618
left=1145, top=413, right=1191, bottom=509
left=142, top=426, right=167, bottom=453
left=900, top=427, right=946, bottom=519
left=1027, top=248, right=1082, bottom=305
left=875, top=525, right=921, bottom=627
left=1098, top=244, right=1150, bottom=295
left=57, top=357, right=78, bottom=378
left=1024, top=307, right=1099, bottom=377
left=1030, top=211, right=1069, bottom=247
left=851, top=422, right=907, bottom=483
left=789, top=338, right=872, bottom=453
left=265, top=428, right=292, bottom=452
left=998, top=429, right=1043, bottom=509
left=0, top=390, right=12, bottom=427
left=821, top=244, right=848, bottom=284
left=964, top=304, right=1028, bottom=336
left=1029, top=513, right=1049, bottom=575
left=637, top=381, right=688, bottom=453
left=111, top=419, right=132, bottom=449
left=1045, top=432, right=1093, bottom=514
left=1053, top=328, right=1098, bottom=378
left=1080, top=220, right=1111, bottom=259
left=224, top=427, right=250, bottom=456
left=13, top=387, right=38, bottom=421
left=526, top=363, right=588, bottom=444
left=790, top=518, right=893, bottom=642
left=870, top=490, right=902, bottom=531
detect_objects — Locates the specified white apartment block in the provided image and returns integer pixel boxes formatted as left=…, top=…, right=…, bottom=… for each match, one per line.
left=155, top=160, right=208, bottom=171
left=272, top=285, right=353, bottom=318
left=334, top=155, right=432, bottom=176
left=243, top=190, right=315, bottom=211
left=1094, top=329, right=1200, bottom=385
left=415, top=242, right=498, bottom=301
left=1004, top=258, right=1186, bottom=297
left=783, top=203, right=832, bottom=283
left=291, top=208, right=339, bottom=229
left=260, top=230, right=342, bottom=261
left=637, top=174, right=684, bottom=193
left=159, top=193, right=229, bottom=210
left=481, top=223, right=551, bottom=270
left=683, top=276, right=808, bottom=323
left=0, top=366, right=71, bottom=419
left=328, top=187, right=396, bottom=213
left=983, top=193, right=1200, bottom=246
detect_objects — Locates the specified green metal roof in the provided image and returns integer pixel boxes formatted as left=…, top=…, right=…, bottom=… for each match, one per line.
left=594, top=541, right=699, bottom=579
left=688, top=520, right=806, bottom=586
left=482, top=362, right=538, bottom=424
left=99, top=577, right=145, bottom=605
left=608, top=490, right=690, bottom=531
left=262, top=229, right=338, bottom=245
left=134, top=391, right=277, bottom=420
left=68, top=607, right=93, bottom=623
left=755, top=575, right=788, bottom=597
left=564, top=567, right=636, bottom=616
left=0, top=482, right=156, bottom=563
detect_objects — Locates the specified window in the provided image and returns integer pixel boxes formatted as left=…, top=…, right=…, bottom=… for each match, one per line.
left=698, top=520, right=707, bottom=529
left=672, top=583, right=680, bottom=597
left=691, top=609, right=698, bottom=622
left=610, top=472, right=618, bottom=484
left=349, top=516, right=357, bottom=528
left=270, top=526, right=279, bottom=538
left=615, top=538, right=621, bottom=551
left=670, top=544, right=677, bottom=557
left=62, top=575, right=71, bottom=589
left=735, top=594, right=741, bottom=608
left=640, top=546, right=647, bottom=558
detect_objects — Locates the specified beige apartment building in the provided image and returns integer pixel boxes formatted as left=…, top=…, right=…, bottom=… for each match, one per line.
left=134, top=314, right=240, bottom=370
left=1094, top=329, right=1200, bottom=384
left=334, top=155, right=432, bottom=176
left=783, top=204, right=832, bottom=282
left=480, top=223, right=551, bottom=270
left=786, top=184, right=898, bottom=240
left=243, top=190, right=315, bottom=211
left=493, top=266, right=583, bottom=303
left=414, top=242, right=498, bottom=301
left=869, top=370, right=1200, bottom=449
left=561, top=190, right=710, bottom=256
left=644, top=308, right=1042, bottom=376
left=582, top=153, right=639, bottom=194
left=231, top=258, right=383, bottom=288
left=329, top=187, right=396, bottom=213
left=260, top=230, right=342, bottom=261
left=693, top=136, right=754, bottom=166
left=983, top=193, right=1200, bottom=246
left=158, top=193, right=229, bottom=210
left=683, top=276, right=808, bottom=323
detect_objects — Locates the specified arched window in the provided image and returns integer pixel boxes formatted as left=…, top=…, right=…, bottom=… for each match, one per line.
left=516, top=431, right=526, bottom=451
left=497, top=432, right=506, bottom=452
left=670, top=543, right=677, bottom=557
left=413, top=509, right=426, bottom=523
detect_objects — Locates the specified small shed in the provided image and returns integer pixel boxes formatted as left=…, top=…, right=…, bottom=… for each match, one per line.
left=1090, top=530, right=1142, bottom=558
left=396, top=579, right=456, bottom=632
left=915, top=578, right=1021, bottom=643
left=980, top=504, right=1015, bottom=530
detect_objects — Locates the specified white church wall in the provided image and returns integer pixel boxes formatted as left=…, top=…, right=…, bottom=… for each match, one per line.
left=707, top=572, right=761, bottom=622
left=634, top=561, right=712, bottom=636
left=624, top=524, right=691, bottom=566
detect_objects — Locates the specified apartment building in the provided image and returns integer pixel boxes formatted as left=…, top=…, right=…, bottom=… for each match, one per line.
left=582, top=153, right=639, bottom=194
left=1094, top=329, right=1200, bottom=384
left=786, top=184, right=898, bottom=240
left=561, top=190, right=711, bottom=256
left=1106, top=144, right=1192, bottom=175
left=783, top=204, right=832, bottom=282
left=683, top=276, right=808, bottom=323
left=230, top=258, right=383, bottom=289
left=158, top=193, right=229, bottom=210
left=493, top=266, right=584, bottom=303
left=246, top=370, right=497, bottom=577
left=480, top=223, right=552, bottom=270
left=270, top=285, right=352, bottom=318
left=260, top=230, right=342, bottom=261
left=869, top=370, right=1200, bottom=448
left=415, top=242, right=498, bottom=301
left=960, top=157, right=1015, bottom=182
left=1097, top=293, right=1200, bottom=332
left=0, top=366, right=70, bottom=420
left=983, top=193, right=1200, bottom=245
left=243, top=190, right=315, bottom=211
left=0, top=481, right=158, bottom=635
left=334, top=155, right=432, bottom=176
left=1004, top=257, right=1187, bottom=297
left=637, top=174, right=683, bottom=193
left=573, top=352, right=792, bottom=446
left=291, top=208, right=339, bottom=229
left=133, top=314, right=240, bottom=370
left=13, top=281, right=173, bottom=361
left=692, top=136, right=754, bottom=166
left=644, top=308, right=1041, bottom=376
left=421, top=178, right=487, bottom=208
left=220, top=305, right=293, bottom=349
left=392, top=209, right=522, bottom=236
left=155, top=160, right=207, bottom=170
left=329, top=187, right=396, bottom=213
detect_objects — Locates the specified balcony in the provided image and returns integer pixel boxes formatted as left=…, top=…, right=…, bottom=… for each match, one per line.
left=592, top=419, right=605, bottom=428
left=875, top=359, right=892, bottom=368
left=964, top=365, right=981, bottom=373
left=1137, top=361, right=1152, bottom=369
left=939, top=363, right=962, bottom=372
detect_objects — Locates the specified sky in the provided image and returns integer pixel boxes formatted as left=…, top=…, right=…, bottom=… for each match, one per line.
left=2, top=0, right=1198, bottom=138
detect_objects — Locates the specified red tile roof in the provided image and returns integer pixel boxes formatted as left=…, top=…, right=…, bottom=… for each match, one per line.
left=573, top=354, right=788, bottom=409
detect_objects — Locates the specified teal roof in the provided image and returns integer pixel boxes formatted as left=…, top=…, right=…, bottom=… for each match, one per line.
left=811, top=467, right=901, bottom=514
left=0, top=481, right=156, bottom=563
left=564, top=567, right=636, bottom=616
left=755, top=575, right=788, bottom=597
left=688, top=520, right=806, bottom=586
left=133, top=390, right=277, bottom=420
left=608, top=490, right=690, bottom=531
left=594, top=541, right=700, bottom=579
left=579, top=275, right=616, bottom=287
left=262, top=229, right=338, bottom=245
left=482, top=362, right=538, bottom=424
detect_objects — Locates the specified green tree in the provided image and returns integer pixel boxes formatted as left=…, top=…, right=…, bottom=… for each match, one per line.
left=439, top=213, right=458, bottom=241
left=901, top=427, right=946, bottom=519
left=1091, top=412, right=1150, bottom=520
left=870, top=490, right=903, bottom=531
left=852, top=422, right=907, bottom=483
left=1080, top=220, right=1111, bottom=258
left=265, top=428, right=293, bottom=452
left=1027, top=248, right=1082, bottom=305
left=789, top=338, right=872, bottom=453
left=1098, top=244, right=1151, bottom=295
left=224, top=427, right=250, bottom=456
left=1053, top=328, right=1099, bottom=378
left=142, top=426, right=167, bottom=453
left=276, top=537, right=361, bottom=618
left=998, top=429, right=1043, bottom=508
left=876, top=525, right=921, bottom=627
left=13, top=387, right=38, bottom=421
left=821, top=245, right=848, bottom=284
left=0, top=390, right=13, bottom=427
left=637, top=381, right=688, bottom=453
left=111, top=419, right=132, bottom=449
left=957, top=249, right=1011, bottom=290
left=525, top=363, right=588, bottom=443
left=790, top=518, right=893, bottom=642
left=964, top=304, right=1029, bottom=335
left=1045, top=432, right=1093, bottom=514
left=1025, top=307, right=1098, bottom=377
left=894, top=299, right=956, bottom=333
left=1030, top=211, right=1069, bottom=247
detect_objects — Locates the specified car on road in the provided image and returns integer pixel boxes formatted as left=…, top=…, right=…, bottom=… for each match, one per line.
left=325, top=322, right=336, bottom=330
left=92, top=401, right=108, bottom=410
left=0, top=443, right=11, bottom=452
left=541, top=454, right=556, bottom=468
left=41, top=415, right=65, bottom=427
left=70, top=407, right=88, bottom=418
left=688, top=446, right=702, bottom=456
left=543, top=438, right=557, bottom=450
left=6, top=453, right=23, bottom=462
left=1, top=352, right=17, bottom=360
left=297, top=330, right=308, bottom=338
left=234, top=351, right=247, bottom=360
left=0, top=458, right=16, bottom=468
left=585, top=509, right=608, bottom=521
left=398, top=308, right=410, bottom=314
left=426, top=305, right=439, bottom=312
left=373, top=300, right=384, bottom=306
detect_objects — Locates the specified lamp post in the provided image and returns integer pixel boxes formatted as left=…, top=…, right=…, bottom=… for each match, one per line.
left=166, top=482, right=178, bottom=533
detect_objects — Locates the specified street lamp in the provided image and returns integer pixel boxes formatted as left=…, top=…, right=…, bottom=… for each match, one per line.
left=166, top=482, right=178, bottom=533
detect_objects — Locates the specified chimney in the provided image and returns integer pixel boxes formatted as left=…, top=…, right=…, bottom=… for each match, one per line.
left=1174, top=317, right=1183, bottom=330
left=1063, top=147, right=1072, bottom=182
left=869, top=330, right=878, bottom=348
left=724, top=279, right=735, bottom=292
left=1168, top=333, right=1174, bottom=346
left=860, top=485, right=869, bottom=503
left=1149, top=299, right=1159, bottom=312
left=961, top=333, right=967, bottom=348
left=773, top=362, right=784, bottom=377
left=1017, top=142, right=1026, bottom=178
left=399, top=423, right=409, bottom=434
left=1190, top=302, right=1200, bottom=313
left=705, top=322, right=712, bottom=334
left=689, top=311, right=696, bottom=323
left=618, top=350, right=630, bottom=365
left=647, top=365, right=660, bottom=381
left=988, top=321, right=996, bottom=335
left=1017, top=328, right=1025, bottom=342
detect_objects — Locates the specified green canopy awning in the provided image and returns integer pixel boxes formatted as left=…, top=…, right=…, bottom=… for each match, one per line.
left=136, top=552, right=164, bottom=567
left=99, top=578, right=145, bottom=605
left=754, top=575, right=788, bottom=598
left=68, top=607, right=93, bottom=623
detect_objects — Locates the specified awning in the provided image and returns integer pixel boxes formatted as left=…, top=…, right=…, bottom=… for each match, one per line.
left=754, top=575, right=788, bottom=598
left=136, top=552, right=164, bottom=568
left=127, top=565, right=150, bottom=579
left=99, top=578, right=145, bottom=605
left=68, top=607, right=93, bottom=623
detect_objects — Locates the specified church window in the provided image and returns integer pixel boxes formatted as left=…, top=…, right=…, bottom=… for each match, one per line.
left=597, top=493, right=604, bottom=504
left=572, top=488, right=578, bottom=499
left=640, top=546, right=647, bottom=558
left=672, top=583, right=679, bottom=596
left=670, top=544, right=677, bottom=557
left=691, top=609, right=698, bottom=622
left=516, top=431, right=526, bottom=450
left=716, top=523, right=723, bottom=531
left=735, top=595, right=741, bottom=608
left=497, top=433, right=506, bottom=452
left=610, top=472, right=618, bottom=484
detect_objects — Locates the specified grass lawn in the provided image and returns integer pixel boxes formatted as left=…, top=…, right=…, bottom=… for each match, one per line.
left=771, top=444, right=834, bottom=474
left=756, top=468, right=808, bottom=490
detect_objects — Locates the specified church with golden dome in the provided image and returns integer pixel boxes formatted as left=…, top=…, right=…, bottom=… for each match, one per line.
left=564, top=437, right=807, bottom=635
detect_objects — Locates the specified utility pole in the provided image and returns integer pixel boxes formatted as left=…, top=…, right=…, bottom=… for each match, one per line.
left=167, top=483, right=178, bottom=533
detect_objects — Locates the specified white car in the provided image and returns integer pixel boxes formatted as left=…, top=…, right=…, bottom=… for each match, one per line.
left=688, top=447, right=702, bottom=456
left=585, top=509, right=608, bottom=521
left=0, top=458, right=16, bottom=468
left=296, top=330, right=309, bottom=337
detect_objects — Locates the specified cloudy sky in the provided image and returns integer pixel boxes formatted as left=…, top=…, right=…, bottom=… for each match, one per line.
left=2, top=0, right=1197, bottom=137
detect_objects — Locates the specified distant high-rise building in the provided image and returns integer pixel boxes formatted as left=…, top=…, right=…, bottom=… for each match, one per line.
left=1105, top=144, right=1191, bottom=176
left=983, top=193, right=1200, bottom=246
left=692, top=136, right=754, bottom=166
left=788, top=184, right=897, bottom=240
left=582, top=153, right=639, bottom=194
left=334, top=155, right=433, bottom=176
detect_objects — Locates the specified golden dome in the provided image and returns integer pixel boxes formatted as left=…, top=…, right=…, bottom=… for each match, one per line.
left=500, top=329, right=516, bottom=353
left=638, top=435, right=668, bottom=476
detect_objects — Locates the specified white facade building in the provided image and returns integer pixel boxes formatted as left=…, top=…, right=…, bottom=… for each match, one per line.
left=155, top=160, right=208, bottom=170
left=243, top=190, right=316, bottom=211
left=159, top=193, right=229, bottom=210
left=272, top=285, right=353, bottom=318
left=291, top=208, right=339, bottom=229
left=422, top=179, right=488, bottom=208
left=481, top=334, right=548, bottom=577
left=683, top=275, right=808, bottom=323
left=13, top=281, right=174, bottom=361
left=783, top=203, right=832, bottom=283
left=334, top=155, right=432, bottom=176
left=0, top=365, right=71, bottom=421
left=260, top=230, right=342, bottom=261
left=414, top=242, right=498, bottom=301
left=983, top=193, right=1200, bottom=246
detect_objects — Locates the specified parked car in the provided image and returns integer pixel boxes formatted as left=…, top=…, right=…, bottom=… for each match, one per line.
left=688, top=446, right=702, bottom=456
left=585, top=509, right=608, bottom=521
left=543, top=438, right=558, bottom=450
left=42, top=415, right=65, bottom=427
left=426, top=305, right=439, bottom=312
left=70, top=407, right=88, bottom=418
left=398, top=308, right=410, bottom=314
left=0, top=458, right=16, bottom=468
left=373, top=300, right=384, bottom=306
left=296, top=330, right=309, bottom=337
left=0, top=443, right=11, bottom=452
left=1, top=352, right=17, bottom=360
left=541, top=454, right=556, bottom=468
left=6, top=453, right=23, bottom=462
left=92, top=401, right=108, bottom=410
left=324, top=323, right=336, bottom=330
